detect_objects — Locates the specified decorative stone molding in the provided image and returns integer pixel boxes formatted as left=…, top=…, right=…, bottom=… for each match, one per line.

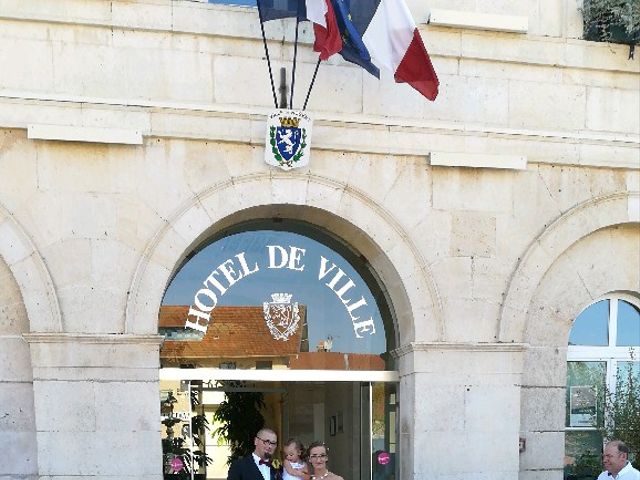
left=391, top=341, right=528, bottom=358
left=428, top=9, right=529, bottom=34
left=23, top=332, right=163, bottom=344
left=27, top=124, right=142, bottom=145
left=430, top=152, right=527, bottom=170
left=0, top=92, right=637, bottom=168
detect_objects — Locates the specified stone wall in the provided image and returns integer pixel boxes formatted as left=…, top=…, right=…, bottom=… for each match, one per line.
left=0, top=256, right=38, bottom=479
left=0, top=0, right=638, bottom=478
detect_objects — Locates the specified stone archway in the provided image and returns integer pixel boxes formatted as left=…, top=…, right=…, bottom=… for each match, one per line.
left=513, top=199, right=640, bottom=477
left=126, top=172, right=443, bottom=346
left=0, top=204, right=61, bottom=332
left=0, top=204, right=54, bottom=477
left=499, top=190, right=640, bottom=343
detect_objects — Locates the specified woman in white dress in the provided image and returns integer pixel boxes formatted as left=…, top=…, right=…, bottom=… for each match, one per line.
left=307, top=442, right=344, bottom=480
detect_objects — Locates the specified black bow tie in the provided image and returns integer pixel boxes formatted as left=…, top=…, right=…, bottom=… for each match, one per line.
left=259, top=459, right=272, bottom=466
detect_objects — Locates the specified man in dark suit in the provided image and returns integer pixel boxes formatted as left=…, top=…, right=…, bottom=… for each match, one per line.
left=227, top=427, right=281, bottom=480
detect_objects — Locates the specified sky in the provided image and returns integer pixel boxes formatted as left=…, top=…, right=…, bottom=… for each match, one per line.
left=163, top=230, right=386, bottom=354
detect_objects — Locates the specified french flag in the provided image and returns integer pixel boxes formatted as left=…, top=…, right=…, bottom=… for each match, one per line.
left=332, top=0, right=439, bottom=101
left=308, top=0, right=342, bottom=60
left=257, top=0, right=342, bottom=60
left=257, top=0, right=438, bottom=100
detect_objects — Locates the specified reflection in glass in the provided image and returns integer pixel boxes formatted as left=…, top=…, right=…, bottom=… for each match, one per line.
left=569, top=300, right=609, bottom=346
left=372, top=382, right=396, bottom=480
left=160, top=230, right=387, bottom=370
left=616, top=301, right=640, bottom=347
left=565, top=361, right=605, bottom=428
left=564, top=430, right=603, bottom=480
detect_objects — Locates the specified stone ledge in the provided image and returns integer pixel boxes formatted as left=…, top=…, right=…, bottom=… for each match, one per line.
left=430, top=152, right=527, bottom=170
left=392, top=341, right=529, bottom=358
left=28, top=124, right=143, bottom=145
left=429, top=9, right=528, bottom=34
left=1, top=93, right=638, bottom=170
left=23, top=333, right=163, bottom=344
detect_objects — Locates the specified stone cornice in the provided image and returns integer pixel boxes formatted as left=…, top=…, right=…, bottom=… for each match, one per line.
left=23, top=332, right=164, bottom=345
left=391, top=341, right=528, bottom=358
left=0, top=92, right=638, bottom=170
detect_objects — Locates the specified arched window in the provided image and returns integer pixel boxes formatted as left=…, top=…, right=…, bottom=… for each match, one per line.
left=565, top=296, right=640, bottom=478
left=159, top=222, right=394, bottom=370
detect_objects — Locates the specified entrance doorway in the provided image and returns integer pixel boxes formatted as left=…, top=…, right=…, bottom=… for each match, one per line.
left=158, top=219, right=399, bottom=479
left=160, top=369, right=398, bottom=480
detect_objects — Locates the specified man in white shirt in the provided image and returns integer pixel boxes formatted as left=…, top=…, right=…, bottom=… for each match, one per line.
left=597, top=440, right=640, bottom=480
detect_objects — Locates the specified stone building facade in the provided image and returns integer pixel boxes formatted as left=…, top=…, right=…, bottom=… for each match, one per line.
left=0, top=0, right=638, bottom=479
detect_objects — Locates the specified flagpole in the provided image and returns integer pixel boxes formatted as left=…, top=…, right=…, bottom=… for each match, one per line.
left=289, top=2, right=302, bottom=110
left=303, top=56, right=322, bottom=111
left=256, top=0, right=278, bottom=109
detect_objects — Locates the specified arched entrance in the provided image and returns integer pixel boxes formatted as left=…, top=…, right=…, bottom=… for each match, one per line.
left=158, top=215, right=401, bottom=479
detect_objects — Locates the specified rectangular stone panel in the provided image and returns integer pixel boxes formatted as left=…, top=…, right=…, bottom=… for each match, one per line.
left=0, top=382, right=36, bottom=432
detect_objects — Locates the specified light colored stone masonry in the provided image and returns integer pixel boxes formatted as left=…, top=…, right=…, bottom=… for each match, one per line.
left=0, top=1, right=638, bottom=479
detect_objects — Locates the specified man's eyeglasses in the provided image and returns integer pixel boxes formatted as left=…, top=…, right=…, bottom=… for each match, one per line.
left=257, top=437, right=277, bottom=446
left=309, top=454, right=328, bottom=459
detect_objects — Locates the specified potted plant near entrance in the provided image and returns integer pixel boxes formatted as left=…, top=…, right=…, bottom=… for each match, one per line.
left=581, top=0, right=640, bottom=57
left=161, top=387, right=212, bottom=479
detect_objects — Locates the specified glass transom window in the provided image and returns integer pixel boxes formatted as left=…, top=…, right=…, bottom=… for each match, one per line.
left=160, top=227, right=391, bottom=370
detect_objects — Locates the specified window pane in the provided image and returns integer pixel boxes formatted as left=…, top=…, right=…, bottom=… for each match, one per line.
left=569, top=300, right=609, bottom=346
left=616, top=300, right=640, bottom=347
left=616, top=361, right=640, bottom=388
left=566, top=361, right=605, bottom=427
left=564, top=430, right=603, bottom=480
left=160, top=230, right=388, bottom=369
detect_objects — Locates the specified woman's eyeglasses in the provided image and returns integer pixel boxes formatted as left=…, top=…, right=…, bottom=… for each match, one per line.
left=309, top=454, right=328, bottom=459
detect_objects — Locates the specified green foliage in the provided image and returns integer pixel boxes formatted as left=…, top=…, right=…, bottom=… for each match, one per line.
left=581, top=0, right=640, bottom=45
left=601, top=359, right=640, bottom=462
left=213, top=383, right=266, bottom=465
left=565, top=450, right=602, bottom=480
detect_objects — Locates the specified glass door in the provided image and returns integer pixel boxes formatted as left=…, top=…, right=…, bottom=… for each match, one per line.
left=361, top=382, right=397, bottom=480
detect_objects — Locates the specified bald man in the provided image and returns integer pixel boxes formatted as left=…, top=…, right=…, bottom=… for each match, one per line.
left=227, top=427, right=281, bottom=480
left=597, top=441, right=639, bottom=480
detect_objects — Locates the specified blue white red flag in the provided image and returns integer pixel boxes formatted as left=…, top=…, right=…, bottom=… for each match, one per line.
left=258, top=0, right=342, bottom=60
left=331, top=0, right=438, bottom=100
left=257, top=0, right=439, bottom=100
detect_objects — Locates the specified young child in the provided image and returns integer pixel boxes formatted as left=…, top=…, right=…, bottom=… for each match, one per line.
left=282, top=438, right=310, bottom=480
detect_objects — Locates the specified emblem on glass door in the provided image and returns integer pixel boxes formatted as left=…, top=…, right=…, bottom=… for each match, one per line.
left=263, top=292, right=300, bottom=341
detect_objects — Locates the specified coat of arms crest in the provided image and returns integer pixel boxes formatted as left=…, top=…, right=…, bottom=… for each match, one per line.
left=263, top=292, right=300, bottom=341
left=265, top=109, right=312, bottom=171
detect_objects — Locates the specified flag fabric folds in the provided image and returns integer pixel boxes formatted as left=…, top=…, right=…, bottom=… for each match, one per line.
left=312, top=0, right=342, bottom=60
left=332, top=0, right=438, bottom=100
left=360, top=0, right=439, bottom=100
left=330, top=0, right=380, bottom=78
left=257, top=0, right=439, bottom=101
